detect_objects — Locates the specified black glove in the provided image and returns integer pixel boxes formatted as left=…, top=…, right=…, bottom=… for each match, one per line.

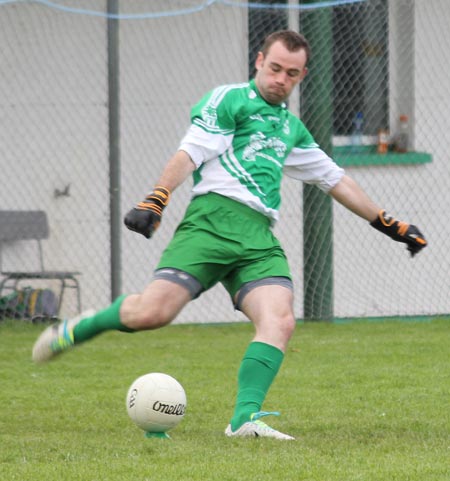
left=370, top=210, right=427, bottom=257
left=124, top=186, right=170, bottom=239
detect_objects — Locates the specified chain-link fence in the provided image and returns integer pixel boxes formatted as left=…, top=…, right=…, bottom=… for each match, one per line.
left=1, top=0, right=448, bottom=322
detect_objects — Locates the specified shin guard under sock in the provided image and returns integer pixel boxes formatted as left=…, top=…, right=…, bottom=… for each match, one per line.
left=230, top=341, right=284, bottom=431
left=73, top=294, right=134, bottom=343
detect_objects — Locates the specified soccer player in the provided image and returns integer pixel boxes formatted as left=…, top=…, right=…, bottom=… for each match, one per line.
left=32, top=30, right=427, bottom=440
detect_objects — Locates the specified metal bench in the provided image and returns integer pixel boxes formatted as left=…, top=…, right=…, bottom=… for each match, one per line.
left=0, top=210, right=81, bottom=316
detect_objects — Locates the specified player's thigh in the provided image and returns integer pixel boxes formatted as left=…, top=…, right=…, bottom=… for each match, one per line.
left=239, top=284, right=296, bottom=351
left=122, top=279, right=192, bottom=329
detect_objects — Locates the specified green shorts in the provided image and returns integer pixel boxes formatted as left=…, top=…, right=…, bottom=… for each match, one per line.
left=156, top=193, right=292, bottom=299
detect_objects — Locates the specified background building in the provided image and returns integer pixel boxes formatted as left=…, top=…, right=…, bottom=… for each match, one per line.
left=0, top=0, right=447, bottom=322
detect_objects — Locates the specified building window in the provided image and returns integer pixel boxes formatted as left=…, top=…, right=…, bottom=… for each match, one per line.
left=332, top=0, right=388, bottom=138
left=248, top=0, right=389, bottom=141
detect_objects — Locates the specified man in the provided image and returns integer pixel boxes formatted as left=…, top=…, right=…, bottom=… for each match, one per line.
left=32, top=30, right=427, bottom=440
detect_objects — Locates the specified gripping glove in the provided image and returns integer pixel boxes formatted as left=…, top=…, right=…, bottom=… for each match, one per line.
left=370, top=210, right=427, bottom=257
left=124, top=186, right=170, bottom=239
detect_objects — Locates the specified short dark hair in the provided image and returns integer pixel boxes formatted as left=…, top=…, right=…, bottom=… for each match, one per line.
left=260, top=30, right=311, bottom=63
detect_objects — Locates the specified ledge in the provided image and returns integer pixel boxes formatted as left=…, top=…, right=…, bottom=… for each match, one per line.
left=333, top=145, right=433, bottom=167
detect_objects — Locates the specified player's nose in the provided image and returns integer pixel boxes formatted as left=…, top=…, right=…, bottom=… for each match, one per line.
left=275, top=71, right=288, bottom=85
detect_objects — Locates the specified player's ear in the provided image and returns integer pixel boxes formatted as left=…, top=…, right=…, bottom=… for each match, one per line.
left=300, top=67, right=308, bottom=81
left=255, top=51, right=264, bottom=71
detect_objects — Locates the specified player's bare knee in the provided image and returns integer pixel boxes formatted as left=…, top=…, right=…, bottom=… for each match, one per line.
left=133, top=304, right=175, bottom=329
left=121, top=294, right=175, bottom=330
left=280, top=312, right=296, bottom=339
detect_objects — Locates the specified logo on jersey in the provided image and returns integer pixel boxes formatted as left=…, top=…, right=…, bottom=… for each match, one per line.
left=268, top=115, right=280, bottom=123
left=201, top=104, right=218, bottom=127
left=249, top=114, right=265, bottom=123
left=242, top=132, right=287, bottom=165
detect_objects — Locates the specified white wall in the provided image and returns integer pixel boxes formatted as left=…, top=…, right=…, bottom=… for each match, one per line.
left=333, top=0, right=450, bottom=318
left=1, top=0, right=448, bottom=321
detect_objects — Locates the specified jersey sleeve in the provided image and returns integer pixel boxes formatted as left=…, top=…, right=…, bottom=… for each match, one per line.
left=283, top=129, right=345, bottom=192
left=178, top=85, right=239, bottom=168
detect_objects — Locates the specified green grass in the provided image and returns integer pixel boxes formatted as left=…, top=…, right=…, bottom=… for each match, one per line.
left=0, top=318, right=449, bottom=481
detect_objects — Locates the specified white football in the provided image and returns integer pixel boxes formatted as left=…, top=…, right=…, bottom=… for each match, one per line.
left=126, top=372, right=187, bottom=434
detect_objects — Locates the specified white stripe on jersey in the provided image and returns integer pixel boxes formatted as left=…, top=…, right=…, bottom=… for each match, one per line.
left=221, top=149, right=266, bottom=199
left=179, top=124, right=232, bottom=167
left=193, top=118, right=234, bottom=135
left=193, top=83, right=249, bottom=135
left=207, top=83, right=249, bottom=109
left=191, top=159, right=279, bottom=223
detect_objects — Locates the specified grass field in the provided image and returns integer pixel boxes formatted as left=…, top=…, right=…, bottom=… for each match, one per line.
left=0, top=318, right=449, bottom=481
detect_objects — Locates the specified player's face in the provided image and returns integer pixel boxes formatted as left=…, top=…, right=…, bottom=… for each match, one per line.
left=254, top=40, right=308, bottom=105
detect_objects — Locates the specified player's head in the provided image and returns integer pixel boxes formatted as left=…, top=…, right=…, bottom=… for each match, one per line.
left=255, top=30, right=310, bottom=105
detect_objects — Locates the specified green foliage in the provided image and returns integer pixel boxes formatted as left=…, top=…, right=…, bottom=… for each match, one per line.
left=0, top=319, right=449, bottom=481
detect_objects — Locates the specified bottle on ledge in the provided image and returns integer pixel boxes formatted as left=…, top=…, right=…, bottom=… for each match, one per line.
left=351, top=111, right=364, bottom=153
left=377, top=128, right=389, bottom=154
left=394, top=115, right=409, bottom=153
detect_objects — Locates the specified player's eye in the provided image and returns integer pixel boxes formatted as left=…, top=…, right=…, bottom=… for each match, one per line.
left=287, top=70, right=300, bottom=78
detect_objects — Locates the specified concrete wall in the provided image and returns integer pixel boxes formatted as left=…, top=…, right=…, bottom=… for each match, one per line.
left=1, top=0, right=448, bottom=321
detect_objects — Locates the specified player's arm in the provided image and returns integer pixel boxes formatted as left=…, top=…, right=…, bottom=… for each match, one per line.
left=329, top=175, right=380, bottom=220
left=330, top=175, right=427, bottom=257
left=124, top=150, right=195, bottom=239
left=154, top=149, right=196, bottom=191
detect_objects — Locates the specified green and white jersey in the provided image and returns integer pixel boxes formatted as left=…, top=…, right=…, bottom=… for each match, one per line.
left=179, top=79, right=344, bottom=223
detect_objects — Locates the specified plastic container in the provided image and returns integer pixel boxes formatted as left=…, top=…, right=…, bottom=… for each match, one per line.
left=351, top=111, right=364, bottom=152
left=377, top=129, right=389, bottom=154
left=395, top=115, right=409, bottom=153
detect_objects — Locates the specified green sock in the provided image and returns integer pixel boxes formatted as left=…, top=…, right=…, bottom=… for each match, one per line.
left=73, top=295, right=134, bottom=343
left=230, top=341, right=284, bottom=431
